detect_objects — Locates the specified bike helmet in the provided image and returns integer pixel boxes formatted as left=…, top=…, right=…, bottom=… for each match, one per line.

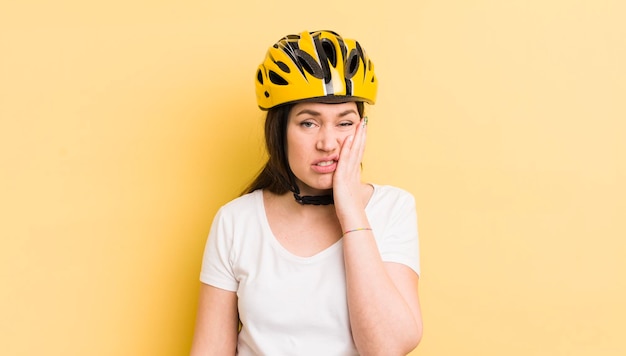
left=255, top=30, right=378, bottom=110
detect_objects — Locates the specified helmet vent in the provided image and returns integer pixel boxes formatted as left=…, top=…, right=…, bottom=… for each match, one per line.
left=276, top=61, right=290, bottom=73
left=345, top=49, right=360, bottom=79
left=295, top=50, right=324, bottom=79
left=269, top=71, right=288, bottom=85
left=321, top=39, right=337, bottom=67
left=257, top=69, right=264, bottom=84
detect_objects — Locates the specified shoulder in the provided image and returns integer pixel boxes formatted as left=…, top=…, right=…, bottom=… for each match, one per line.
left=369, top=184, right=416, bottom=208
left=214, top=190, right=263, bottom=222
left=207, top=190, right=266, bottom=247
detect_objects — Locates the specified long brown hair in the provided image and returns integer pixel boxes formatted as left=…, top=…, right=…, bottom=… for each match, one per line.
left=243, top=101, right=365, bottom=195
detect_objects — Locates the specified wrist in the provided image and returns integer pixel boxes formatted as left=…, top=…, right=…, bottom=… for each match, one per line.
left=342, top=227, right=372, bottom=237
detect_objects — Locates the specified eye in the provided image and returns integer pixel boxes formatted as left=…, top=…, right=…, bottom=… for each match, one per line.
left=300, top=121, right=316, bottom=128
left=339, top=121, right=355, bottom=127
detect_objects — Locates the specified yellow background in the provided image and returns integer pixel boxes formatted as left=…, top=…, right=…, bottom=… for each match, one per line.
left=1, top=1, right=624, bottom=355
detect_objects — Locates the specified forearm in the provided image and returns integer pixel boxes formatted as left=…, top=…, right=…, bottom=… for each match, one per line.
left=342, top=221, right=421, bottom=355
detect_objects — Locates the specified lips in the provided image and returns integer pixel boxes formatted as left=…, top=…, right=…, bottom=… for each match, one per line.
left=311, top=158, right=338, bottom=173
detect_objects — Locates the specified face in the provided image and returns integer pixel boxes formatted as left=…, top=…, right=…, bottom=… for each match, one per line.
left=286, top=101, right=360, bottom=196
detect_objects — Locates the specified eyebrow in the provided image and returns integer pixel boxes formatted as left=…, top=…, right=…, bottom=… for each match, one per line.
left=294, top=109, right=359, bottom=117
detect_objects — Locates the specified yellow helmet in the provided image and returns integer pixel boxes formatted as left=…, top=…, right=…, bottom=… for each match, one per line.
left=255, top=30, right=378, bottom=110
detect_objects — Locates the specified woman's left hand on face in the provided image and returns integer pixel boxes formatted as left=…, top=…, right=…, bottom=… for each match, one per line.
left=333, top=117, right=367, bottom=214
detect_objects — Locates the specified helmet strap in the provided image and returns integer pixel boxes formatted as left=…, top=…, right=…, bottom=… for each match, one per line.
left=293, top=192, right=334, bottom=205
left=287, top=168, right=334, bottom=206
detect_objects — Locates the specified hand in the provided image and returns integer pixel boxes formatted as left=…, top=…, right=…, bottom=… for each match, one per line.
left=333, top=117, right=367, bottom=220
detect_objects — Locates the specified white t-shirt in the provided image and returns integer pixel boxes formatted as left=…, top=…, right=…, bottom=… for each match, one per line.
left=200, top=184, right=420, bottom=355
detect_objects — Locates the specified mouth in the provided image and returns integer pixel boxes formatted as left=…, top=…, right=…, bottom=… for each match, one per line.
left=315, top=160, right=336, bottom=167
left=311, top=158, right=338, bottom=174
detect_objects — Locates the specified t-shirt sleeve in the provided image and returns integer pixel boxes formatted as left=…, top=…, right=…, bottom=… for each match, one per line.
left=199, top=207, right=239, bottom=292
left=378, top=191, right=421, bottom=276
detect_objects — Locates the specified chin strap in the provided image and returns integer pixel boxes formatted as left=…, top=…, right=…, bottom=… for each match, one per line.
left=293, top=192, right=334, bottom=205
left=287, top=168, right=334, bottom=205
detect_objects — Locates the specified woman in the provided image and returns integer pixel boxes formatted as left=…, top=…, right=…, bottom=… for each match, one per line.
left=191, top=30, right=423, bottom=355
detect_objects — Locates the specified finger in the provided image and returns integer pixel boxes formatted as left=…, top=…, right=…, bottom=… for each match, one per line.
left=337, top=117, right=367, bottom=175
left=345, top=125, right=362, bottom=169
left=338, top=134, right=355, bottom=170
left=349, top=117, right=367, bottom=165
left=357, top=116, right=368, bottom=159
left=344, top=117, right=362, bottom=153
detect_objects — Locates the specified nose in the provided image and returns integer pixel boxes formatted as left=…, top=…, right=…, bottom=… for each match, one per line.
left=315, top=126, right=342, bottom=152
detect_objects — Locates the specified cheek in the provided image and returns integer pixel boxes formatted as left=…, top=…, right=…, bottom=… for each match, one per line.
left=286, top=138, right=307, bottom=162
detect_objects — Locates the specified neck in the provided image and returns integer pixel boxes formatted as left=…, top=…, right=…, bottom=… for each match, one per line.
left=288, top=176, right=333, bottom=206
left=293, top=191, right=334, bottom=205
left=268, top=191, right=337, bottom=217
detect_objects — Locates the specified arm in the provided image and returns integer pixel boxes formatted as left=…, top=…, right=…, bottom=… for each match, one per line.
left=190, top=283, right=239, bottom=356
left=334, top=118, right=423, bottom=355
left=342, top=220, right=423, bottom=355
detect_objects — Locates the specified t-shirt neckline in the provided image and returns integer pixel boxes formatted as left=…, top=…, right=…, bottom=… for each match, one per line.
left=255, top=184, right=379, bottom=263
